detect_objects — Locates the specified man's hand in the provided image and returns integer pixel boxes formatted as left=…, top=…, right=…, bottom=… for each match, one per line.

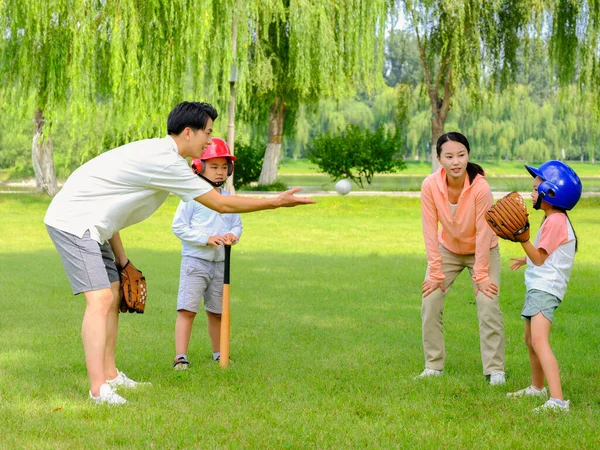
left=475, top=279, right=499, bottom=299
left=276, top=187, right=315, bottom=207
left=422, top=279, right=446, bottom=298
left=510, top=257, right=527, bottom=271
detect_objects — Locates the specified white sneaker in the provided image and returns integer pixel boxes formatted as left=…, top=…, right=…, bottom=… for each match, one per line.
left=506, top=385, right=548, bottom=398
left=107, top=370, right=152, bottom=389
left=89, top=383, right=127, bottom=405
left=414, top=368, right=443, bottom=379
left=534, top=398, right=570, bottom=413
left=489, top=372, right=506, bottom=385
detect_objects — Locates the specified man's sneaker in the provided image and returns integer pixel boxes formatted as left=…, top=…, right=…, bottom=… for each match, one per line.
left=506, top=385, right=548, bottom=398
left=490, top=372, right=506, bottom=385
left=107, top=370, right=152, bottom=388
left=173, top=356, right=190, bottom=370
left=534, top=398, right=570, bottom=413
left=414, top=368, right=443, bottom=379
left=89, top=383, right=127, bottom=405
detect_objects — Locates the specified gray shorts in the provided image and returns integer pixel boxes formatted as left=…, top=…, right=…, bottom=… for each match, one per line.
left=177, top=256, right=224, bottom=314
left=521, top=289, right=561, bottom=323
left=46, top=225, right=120, bottom=295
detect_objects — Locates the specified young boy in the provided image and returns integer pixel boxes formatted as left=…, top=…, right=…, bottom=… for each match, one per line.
left=172, top=138, right=241, bottom=369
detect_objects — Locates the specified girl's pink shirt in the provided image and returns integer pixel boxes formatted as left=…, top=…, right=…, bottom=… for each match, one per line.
left=420, top=167, right=498, bottom=284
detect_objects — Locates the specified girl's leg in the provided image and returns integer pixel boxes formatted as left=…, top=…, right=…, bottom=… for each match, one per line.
left=524, top=320, right=545, bottom=389
left=206, top=311, right=222, bottom=353
left=530, top=313, right=563, bottom=400
left=175, top=310, right=197, bottom=356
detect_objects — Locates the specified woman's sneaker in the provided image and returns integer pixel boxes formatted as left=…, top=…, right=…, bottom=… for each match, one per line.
left=173, top=356, right=190, bottom=370
left=506, top=385, right=548, bottom=398
left=534, top=398, right=570, bottom=412
left=489, top=372, right=506, bottom=385
left=89, top=383, right=127, bottom=405
left=414, top=368, right=443, bottom=379
left=107, top=370, right=152, bottom=388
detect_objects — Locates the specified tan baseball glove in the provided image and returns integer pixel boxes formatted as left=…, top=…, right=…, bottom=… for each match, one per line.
left=485, top=191, right=531, bottom=243
left=118, top=260, right=147, bottom=314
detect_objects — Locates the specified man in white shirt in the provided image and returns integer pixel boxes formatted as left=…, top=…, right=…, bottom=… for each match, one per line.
left=44, top=102, right=313, bottom=404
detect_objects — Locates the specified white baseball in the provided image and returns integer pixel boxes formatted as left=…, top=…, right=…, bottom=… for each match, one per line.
left=334, top=179, right=351, bottom=195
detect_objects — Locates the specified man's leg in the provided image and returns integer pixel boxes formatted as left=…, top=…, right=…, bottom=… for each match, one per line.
left=104, top=280, right=121, bottom=381
left=82, top=287, right=115, bottom=397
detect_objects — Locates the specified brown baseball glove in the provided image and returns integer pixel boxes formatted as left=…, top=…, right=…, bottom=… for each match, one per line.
left=485, top=191, right=531, bottom=243
left=118, top=260, right=147, bottom=314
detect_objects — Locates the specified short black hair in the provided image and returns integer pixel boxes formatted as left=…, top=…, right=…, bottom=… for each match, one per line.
left=167, top=102, right=218, bottom=135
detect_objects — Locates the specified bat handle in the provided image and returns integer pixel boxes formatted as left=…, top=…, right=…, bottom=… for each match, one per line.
left=224, top=244, right=231, bottom=284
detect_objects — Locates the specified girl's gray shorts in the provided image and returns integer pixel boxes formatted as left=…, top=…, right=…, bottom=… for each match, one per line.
left=46, top=225, right=120, bottom=295
left=177, top=256, right=224, bottom=314
left=521, top=289, right=561, bottom=323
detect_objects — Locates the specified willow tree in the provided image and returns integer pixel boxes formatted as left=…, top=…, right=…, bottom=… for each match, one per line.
left=398, top=0, right=538, bottom=171
left=398, top=0, right=600, bottom=171
left=233, top=1, right=390, bottom=186
left=0, top=1, right=236, bottom=195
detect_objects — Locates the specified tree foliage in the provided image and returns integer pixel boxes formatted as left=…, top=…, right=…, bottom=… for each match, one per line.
left=307, top=125, right=406, bottom=187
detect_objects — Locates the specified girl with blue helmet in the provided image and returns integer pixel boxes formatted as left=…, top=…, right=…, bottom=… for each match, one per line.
left=507, top=160, right=582, bottom=412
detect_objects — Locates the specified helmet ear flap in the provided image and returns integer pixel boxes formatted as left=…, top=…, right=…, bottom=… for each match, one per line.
left=191, top=159, right=205, bottom=176
left=227, top=161, right=234, bottom=177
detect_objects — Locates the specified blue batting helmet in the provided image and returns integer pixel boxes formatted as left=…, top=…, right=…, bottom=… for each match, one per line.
left=524, top=160, right=582, bottom=210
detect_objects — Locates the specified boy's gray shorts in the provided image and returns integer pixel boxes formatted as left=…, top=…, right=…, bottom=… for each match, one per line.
left=521, top=289, right=561, bottom=323
left=177, top=256, right=224, bottom=314
left=46, top=225, right=120, bottom=295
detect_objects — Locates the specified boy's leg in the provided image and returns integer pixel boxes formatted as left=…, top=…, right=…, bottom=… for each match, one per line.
left=175, top=256, right=208, bottom=358
left=104, top=280, right=122, bottom=381
left=206, top=311, right=222, bottom=352
left=524, top=320, right=545, bottom=389
left=530, top=313, right=563, bottom=400
left=175, top=310, right=197, bottom=356
left=82, top=287, right=115, bottom=397
left=469, top=246, right=505, bottom=375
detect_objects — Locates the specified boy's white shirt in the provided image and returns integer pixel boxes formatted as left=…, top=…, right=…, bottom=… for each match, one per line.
left=44, top=136, right=212, bottom=244
left=525, top=215, right=575, bottom=300
left=172, top=189, right=242, bottom=262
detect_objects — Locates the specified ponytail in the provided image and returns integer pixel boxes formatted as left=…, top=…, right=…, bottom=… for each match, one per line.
left=466, top=162, right=485, bottom=184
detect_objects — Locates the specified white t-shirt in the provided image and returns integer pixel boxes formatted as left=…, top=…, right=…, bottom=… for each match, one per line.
left=44, top=136, right=212, bottom=244
left=172, top=190, right=243, bottom=262
left=525, top=213, right=576, bottom=300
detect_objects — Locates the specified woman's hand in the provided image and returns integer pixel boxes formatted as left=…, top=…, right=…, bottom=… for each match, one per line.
left=422, top=279, right=445, bottom=298
left=475, top=279, right=499, bottom=300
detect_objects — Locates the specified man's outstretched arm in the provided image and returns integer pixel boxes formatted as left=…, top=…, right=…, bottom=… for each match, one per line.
left=195, top=187, right=314, bottom=214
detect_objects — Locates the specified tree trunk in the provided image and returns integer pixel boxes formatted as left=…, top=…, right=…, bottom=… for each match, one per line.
left=32, top=108, right=58, bottom=196
left=258, top=97, right=286, bottom=186
left=430, top=116, right=445, bottom=172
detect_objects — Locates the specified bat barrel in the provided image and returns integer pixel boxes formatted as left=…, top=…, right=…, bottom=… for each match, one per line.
left=220, top=245, right=231, bottom=368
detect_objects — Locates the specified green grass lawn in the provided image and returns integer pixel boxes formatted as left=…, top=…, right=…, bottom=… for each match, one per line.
left=1, top=194, right=599, bottom=449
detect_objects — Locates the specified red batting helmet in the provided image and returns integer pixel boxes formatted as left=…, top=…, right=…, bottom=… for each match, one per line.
left=191, top=138, right=236, bottom=177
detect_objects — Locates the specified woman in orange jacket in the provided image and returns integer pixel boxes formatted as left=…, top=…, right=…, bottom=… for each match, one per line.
left=416, top=132, right=505, bottom=385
